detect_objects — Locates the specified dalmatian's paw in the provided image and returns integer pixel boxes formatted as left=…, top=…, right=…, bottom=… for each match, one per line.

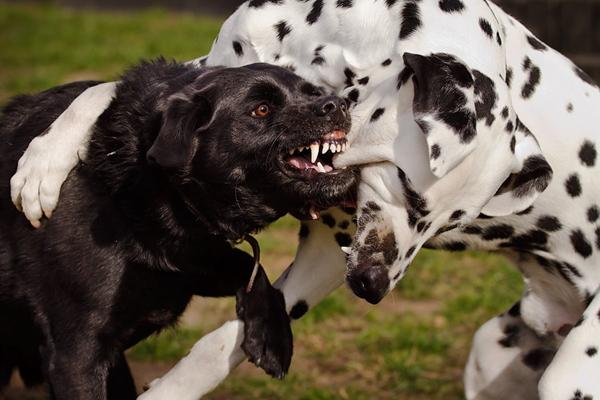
left=10, top=133, right=80, bottom=228
left=236, top=266, right=293, bottom=379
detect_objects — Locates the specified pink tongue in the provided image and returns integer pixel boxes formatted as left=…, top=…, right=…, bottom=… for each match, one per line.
left=287, top=157, right=333, bottom=172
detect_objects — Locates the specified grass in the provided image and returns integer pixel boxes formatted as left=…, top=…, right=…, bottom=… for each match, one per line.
left=0, top=3, right=524, bottom=399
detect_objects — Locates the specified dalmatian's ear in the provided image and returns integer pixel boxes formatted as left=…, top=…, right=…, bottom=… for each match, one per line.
left=403, top=52, right=478, bottom=178
left=481, top=119, right=553, bottom=216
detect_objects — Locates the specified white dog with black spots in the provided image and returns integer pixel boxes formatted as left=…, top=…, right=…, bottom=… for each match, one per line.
left=9, top=0, right=600, bottom=399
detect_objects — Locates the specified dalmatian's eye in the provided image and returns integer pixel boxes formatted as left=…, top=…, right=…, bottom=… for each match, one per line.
left=251, top=104, right=270, bottom=118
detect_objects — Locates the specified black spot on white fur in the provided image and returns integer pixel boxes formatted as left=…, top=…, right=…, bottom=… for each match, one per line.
left=536, top=215, right=562, bottom=232
left=473, top=70, right=497, bottom=127
left=399, top=2, right=422, bottom=40
left=571, top=229, right=593, bottom=258
left=430, top=144, right=441, bottom=160
left=565, top=173, right=582, bottom=197
left=321, top=214, right=336, bottom=228
left=579, top=140, right=597, bottom=167
left=306, top=0, right=324, bottom=25
left=370, top=108, right=385, bottom=122
left=505, top=67, right=513, bottom=87
left=274, top=21, right=292, bottom=41
left=289, top=300, right=309, bottom=319
left=586, top=347, right=598, bottom=357
left=232, top=41, right=244, bottom=56
left=522, top=56, right=541, bottom=99
left=588, top=206, right=599, bottom=223
left=438, top=0, right=464, bottom=13
left=482, top=224, right=514, bottom=240
left=574, top=65, right=598, bottom=87
left=527, top=35, right=547, bottom=51
left=335, top=232, right=352, bottom=247
left=479, top=18, right=493, bottom=38
left=249, top=0, right=283, bottom=7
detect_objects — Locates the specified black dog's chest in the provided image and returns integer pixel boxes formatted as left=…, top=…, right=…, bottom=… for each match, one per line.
left=107, top=266, right=194, bottom=348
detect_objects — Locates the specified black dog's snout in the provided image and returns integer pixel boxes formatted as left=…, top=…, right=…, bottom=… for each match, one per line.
left=314, top=96, right=347, bottom=117
left=347, top=265, right=389, bottom=305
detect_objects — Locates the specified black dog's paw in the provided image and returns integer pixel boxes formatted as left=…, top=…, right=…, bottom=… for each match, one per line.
left=236, top=266, right=293, bottom=379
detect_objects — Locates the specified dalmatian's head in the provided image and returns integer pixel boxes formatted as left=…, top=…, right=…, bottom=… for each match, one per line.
left=203, top=2, right=552, bottom=304
left=336, top=53, right=553, bottom=304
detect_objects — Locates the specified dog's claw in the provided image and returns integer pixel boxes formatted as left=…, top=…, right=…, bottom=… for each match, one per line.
left=236, top=266, right=293, bottom=379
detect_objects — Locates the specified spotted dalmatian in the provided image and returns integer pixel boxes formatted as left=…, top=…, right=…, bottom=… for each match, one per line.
left=9, top=0, right=600, bottom=399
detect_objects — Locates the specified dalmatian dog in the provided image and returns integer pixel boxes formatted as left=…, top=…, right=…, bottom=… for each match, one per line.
left=9, top=0, right=600, bottom=399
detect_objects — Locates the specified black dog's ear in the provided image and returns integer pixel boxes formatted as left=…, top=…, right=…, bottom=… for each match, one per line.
left=403, top=52, right=478, bottom=178
left=147, top=94, right=213, bottom=170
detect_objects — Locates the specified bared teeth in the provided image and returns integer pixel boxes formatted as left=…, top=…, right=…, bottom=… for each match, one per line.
left=309, top=207, right=320, bottom=220
left=287, top=138, right=348, bottom=159
left=310, top=142, right=320, bottom=163
left=317, top=161, right=326, bottom=173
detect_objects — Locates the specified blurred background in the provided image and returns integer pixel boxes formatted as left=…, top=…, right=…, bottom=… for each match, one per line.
left=0, top=1, right=596, bottom=399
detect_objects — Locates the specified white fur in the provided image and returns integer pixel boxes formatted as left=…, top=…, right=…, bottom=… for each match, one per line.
left=10, top=0, right=600, bottom=399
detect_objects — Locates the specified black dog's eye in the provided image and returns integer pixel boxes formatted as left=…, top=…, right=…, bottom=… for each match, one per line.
left=251, top=104, right=271, bottom=118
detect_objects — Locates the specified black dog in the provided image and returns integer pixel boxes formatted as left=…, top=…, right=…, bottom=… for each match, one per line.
left=0, top=59, right=356, bottom=399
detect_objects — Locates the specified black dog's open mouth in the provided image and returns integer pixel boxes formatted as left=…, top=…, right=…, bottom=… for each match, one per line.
left=282, top=130, right=348, bottom=176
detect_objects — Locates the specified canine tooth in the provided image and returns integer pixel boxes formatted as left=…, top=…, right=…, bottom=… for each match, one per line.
left=317, top=162, right=326, bottom=173
left=310, top=143, right=319, bottom=163
left=288, top=148, right=295, bottom=155
left=322, top=142, right=330, bottom=154
left=309, top=207, right=320, bottom=220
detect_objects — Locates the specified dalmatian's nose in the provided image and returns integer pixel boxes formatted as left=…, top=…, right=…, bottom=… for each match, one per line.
left=347, top=264, right=389, bottom=305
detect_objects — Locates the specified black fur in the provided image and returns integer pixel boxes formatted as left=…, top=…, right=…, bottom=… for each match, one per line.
left=0, top=59, right=356, bottom=398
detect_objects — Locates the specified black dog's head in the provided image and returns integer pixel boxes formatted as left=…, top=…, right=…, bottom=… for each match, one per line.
left=146, top=63, right=357, bottom=239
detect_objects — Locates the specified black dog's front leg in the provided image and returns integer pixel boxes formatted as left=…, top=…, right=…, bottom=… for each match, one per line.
left=235, top=264, right=293, bottom=379
left=191, top=246, right=293, bottom=379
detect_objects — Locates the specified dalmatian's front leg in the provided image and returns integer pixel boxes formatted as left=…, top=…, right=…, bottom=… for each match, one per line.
left=10, top=57, right=208, bottom=227
left=538, top=292, right=600, bottom=400
left=10, top=82, right=118, bottom=227
left=139, top=208, right=353, bottom=400
left=465, top=302, right=556, bottom=400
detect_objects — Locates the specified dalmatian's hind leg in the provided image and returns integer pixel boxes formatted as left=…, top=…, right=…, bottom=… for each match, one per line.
left=465, top=302, right=556, bottom=400
left=538, top=292, right=600, bottom=400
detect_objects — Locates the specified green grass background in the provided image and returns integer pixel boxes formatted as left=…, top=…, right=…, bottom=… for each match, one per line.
left=0, top=3, right=523, bottom=398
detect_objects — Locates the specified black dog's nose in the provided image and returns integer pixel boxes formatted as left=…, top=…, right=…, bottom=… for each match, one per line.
left=347, top=265, right=390, bottom=305
left=314, top=96, right=347, bottom=117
